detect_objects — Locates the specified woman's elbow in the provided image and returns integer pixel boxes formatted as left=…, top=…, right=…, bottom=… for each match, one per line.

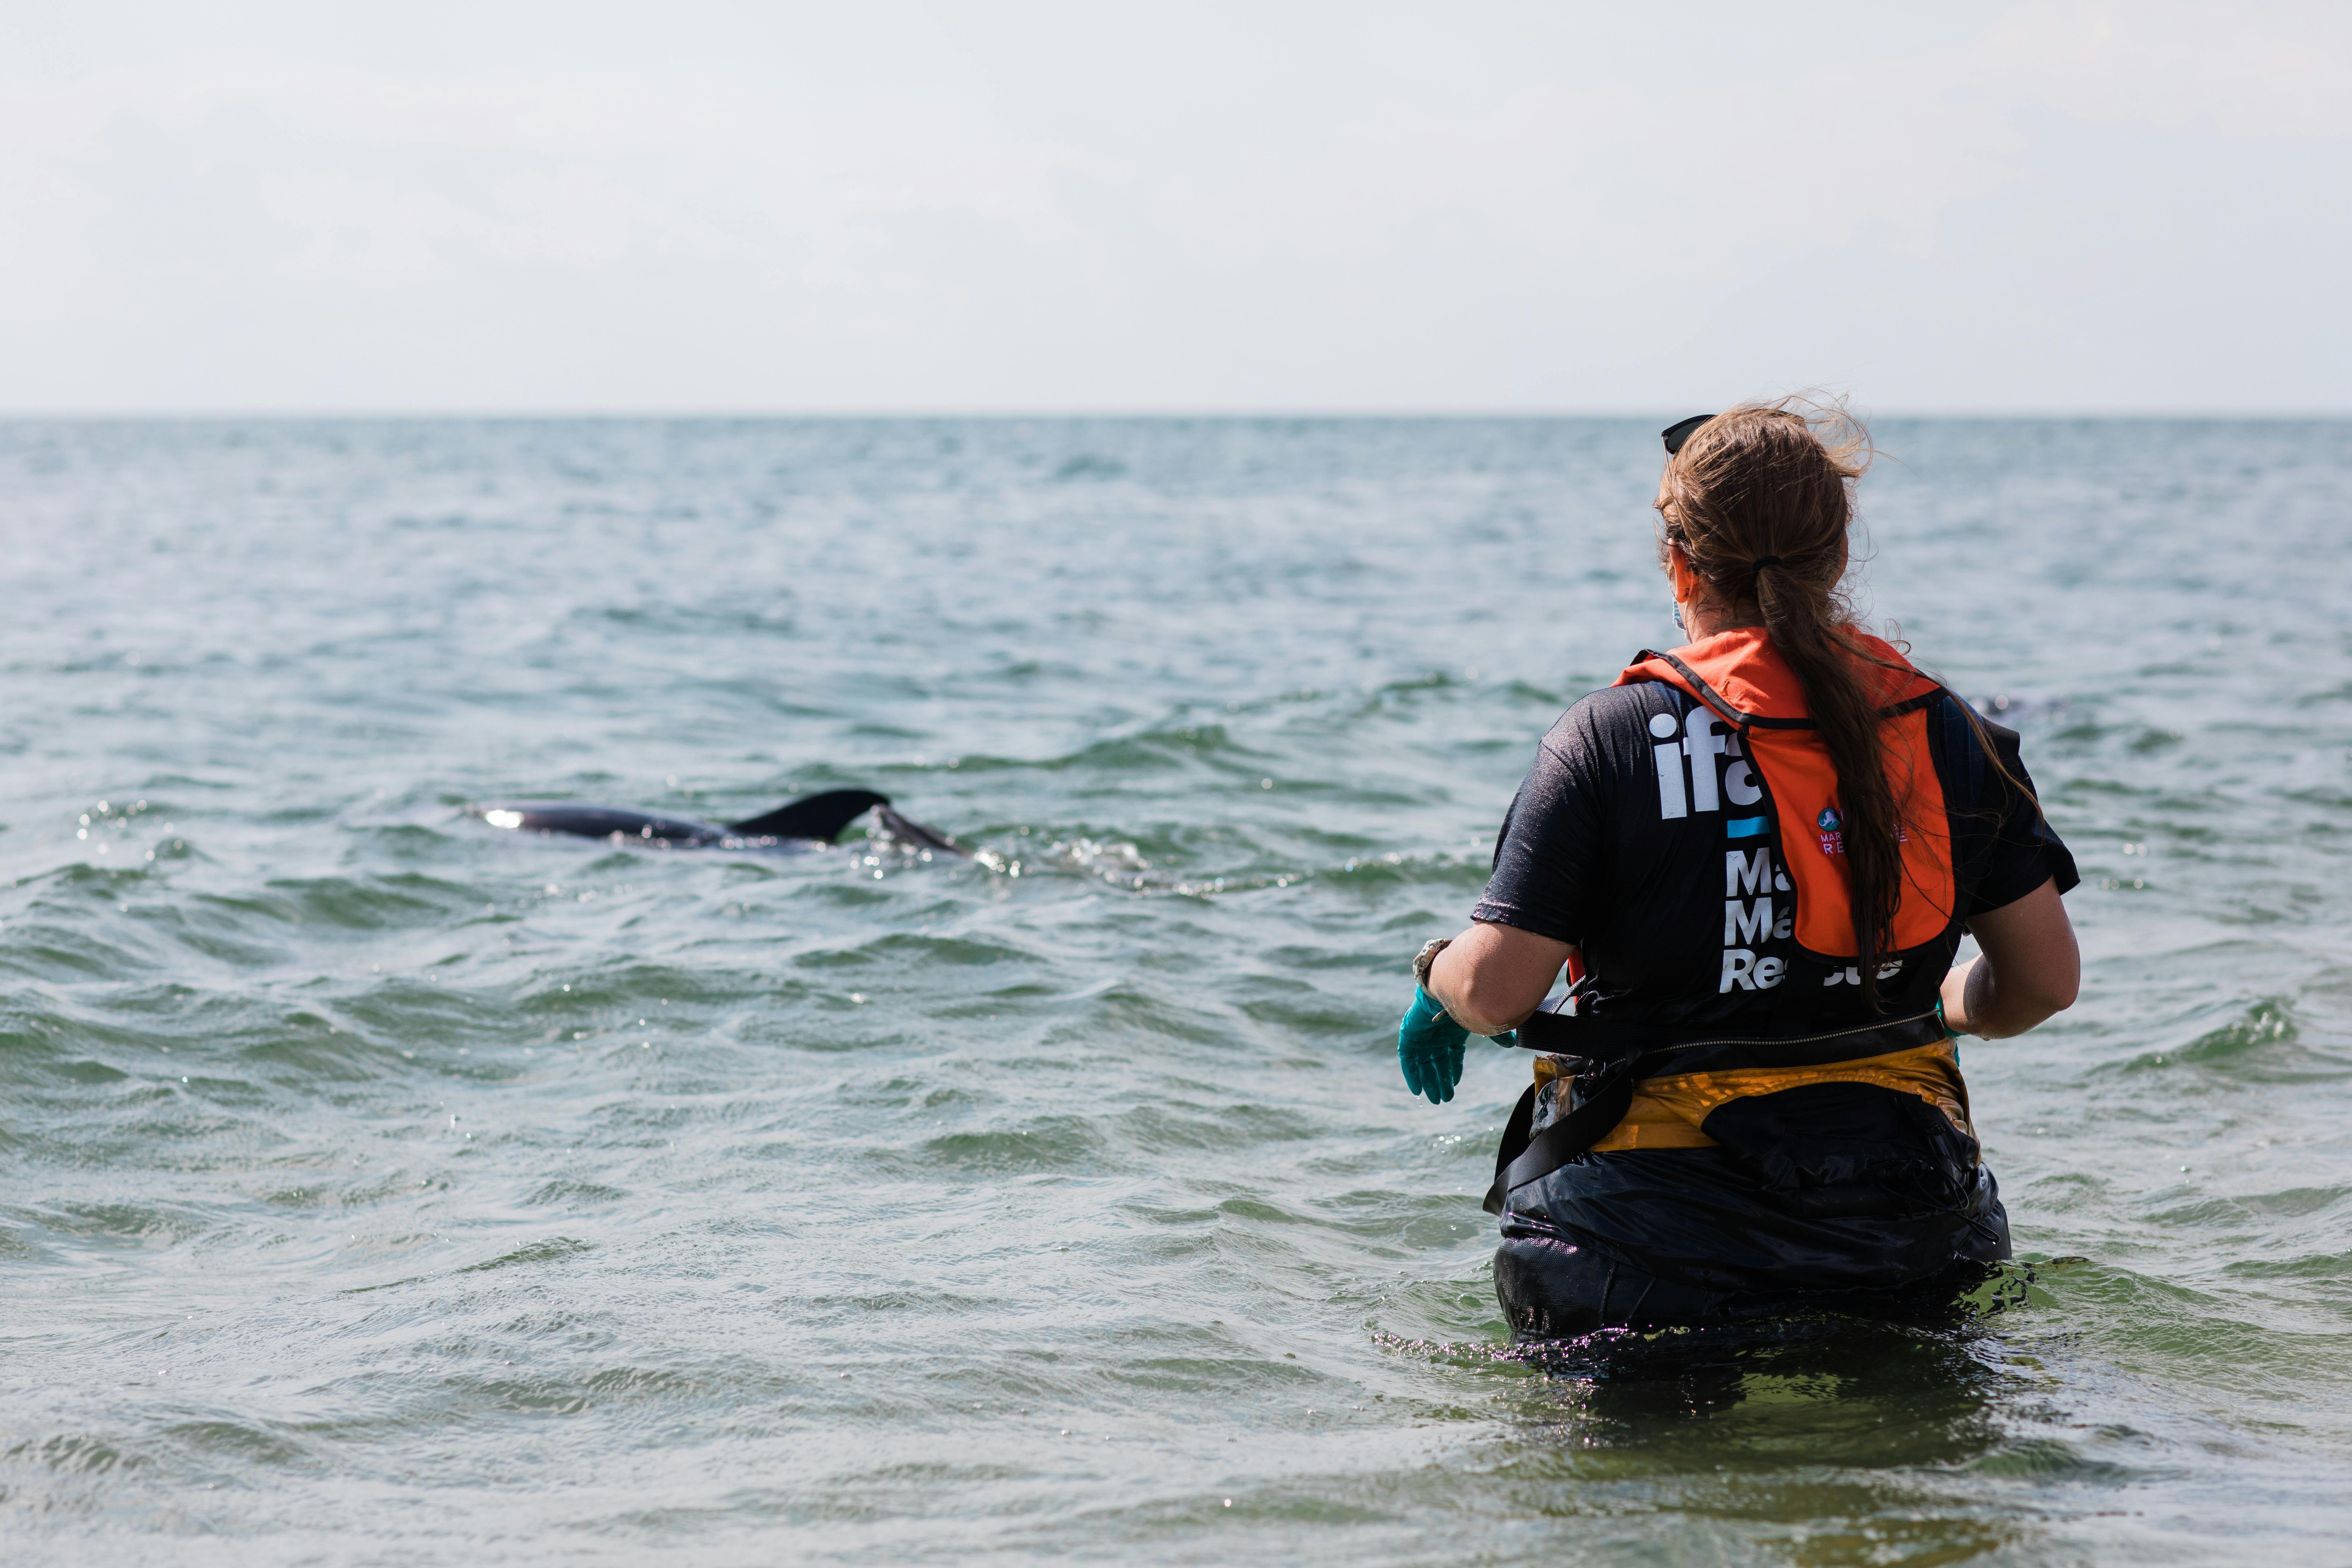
left=1446, top=965, right=1553, bottom=1035
left=2026, top=952, right=2082, bottom=1016
left=1447, top=983, right=1533, bottom=1037
left=2001, top=964, right=2080, bottom=1033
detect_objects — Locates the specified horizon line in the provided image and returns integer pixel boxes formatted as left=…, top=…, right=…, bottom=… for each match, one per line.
left=3, top=407, right=2349, bottom=422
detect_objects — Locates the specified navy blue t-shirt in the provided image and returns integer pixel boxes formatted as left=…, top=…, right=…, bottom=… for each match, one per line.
left=1471, top=682, right=2077, bottom=1034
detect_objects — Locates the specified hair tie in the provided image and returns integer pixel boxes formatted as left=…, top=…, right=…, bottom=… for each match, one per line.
left=1753, top=554, right=1784, bottom=570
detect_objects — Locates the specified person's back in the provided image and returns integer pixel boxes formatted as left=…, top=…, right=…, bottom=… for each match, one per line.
left=1395, top=403, right=2082, bottom=1339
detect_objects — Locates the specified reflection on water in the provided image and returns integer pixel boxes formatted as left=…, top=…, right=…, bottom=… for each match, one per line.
left=1440, top=1300, right=2080, bottom=1564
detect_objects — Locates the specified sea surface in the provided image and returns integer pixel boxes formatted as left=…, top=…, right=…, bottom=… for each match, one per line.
left=2, top=417, right=2348, bottom=1565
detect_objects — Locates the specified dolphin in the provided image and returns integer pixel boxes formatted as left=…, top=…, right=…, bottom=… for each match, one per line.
left=470, top=788, right=964, bottom=856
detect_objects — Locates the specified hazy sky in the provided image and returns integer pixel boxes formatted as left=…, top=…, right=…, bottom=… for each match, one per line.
left=3, top=1, right=2346, bottom=414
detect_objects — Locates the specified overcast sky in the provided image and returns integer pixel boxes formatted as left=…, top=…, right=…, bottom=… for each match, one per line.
left=3, top=1, right=2346, bottom=414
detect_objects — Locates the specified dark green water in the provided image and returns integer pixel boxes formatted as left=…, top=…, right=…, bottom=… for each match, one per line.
left=3, top=418, right=2348, bottom=1564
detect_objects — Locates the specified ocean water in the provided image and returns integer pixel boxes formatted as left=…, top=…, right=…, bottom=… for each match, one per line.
left=2, top=416, right=2348, bottom=1565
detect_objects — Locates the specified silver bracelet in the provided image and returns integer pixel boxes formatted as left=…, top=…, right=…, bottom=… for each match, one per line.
left=1412, top=937, right=1451, bottom=991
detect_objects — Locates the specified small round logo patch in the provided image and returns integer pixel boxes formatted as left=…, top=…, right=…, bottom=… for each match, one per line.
left=1817, top=807, right=1842, bottom=831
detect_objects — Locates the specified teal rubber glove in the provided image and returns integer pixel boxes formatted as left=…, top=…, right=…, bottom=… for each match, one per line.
left=1396, top=989, right=1518, bottom=1105
left=1398, top=987, right=1467, bottom=1104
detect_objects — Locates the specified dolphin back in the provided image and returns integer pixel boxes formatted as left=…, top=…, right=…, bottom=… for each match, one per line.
left=477, top=804, right=731, bottom=845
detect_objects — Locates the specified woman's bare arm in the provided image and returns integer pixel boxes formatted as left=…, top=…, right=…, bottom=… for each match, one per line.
left=1940, top=877, right=2079, bottom=1038
left=1426, top=921, right=1578, bottom=1036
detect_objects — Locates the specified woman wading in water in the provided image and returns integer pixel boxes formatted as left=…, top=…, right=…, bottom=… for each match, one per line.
left=1396, top=403, right=2081, bottom=1337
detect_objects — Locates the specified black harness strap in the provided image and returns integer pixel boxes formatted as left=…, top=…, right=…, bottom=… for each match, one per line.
left=1481, top=1060, right=1635, bottom=1216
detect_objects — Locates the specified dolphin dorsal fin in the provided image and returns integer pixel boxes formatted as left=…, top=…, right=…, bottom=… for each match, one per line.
left=725, top=789, right=889, bottom=842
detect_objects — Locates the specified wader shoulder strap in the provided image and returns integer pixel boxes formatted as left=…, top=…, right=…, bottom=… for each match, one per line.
left=1939, top=693, right=1987, bottom=811
left=1480, top=1061, right=1636, bottom=1216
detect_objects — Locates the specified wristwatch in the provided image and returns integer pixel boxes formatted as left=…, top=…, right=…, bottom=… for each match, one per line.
left=1412, top=937, right=1451, bottom=990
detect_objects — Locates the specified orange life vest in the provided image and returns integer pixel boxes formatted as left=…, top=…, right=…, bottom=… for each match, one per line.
left=1614, top=626, right=1962, bottom=967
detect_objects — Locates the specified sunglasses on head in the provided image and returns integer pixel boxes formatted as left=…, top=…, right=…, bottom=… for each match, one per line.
left=1660, top=415, right=1711, bottom=455
left=1662, top=408, right=1808, bottom=455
